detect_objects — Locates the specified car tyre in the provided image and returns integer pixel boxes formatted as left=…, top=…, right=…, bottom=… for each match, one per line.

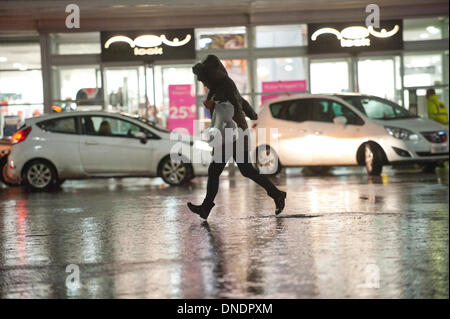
left=23, top=159, right=58, bottom=191
left=255, top=145, right=281, bottom=176
left=365, top=143, right=383, bottom=176
left=159, top=156, right=192, bottom=186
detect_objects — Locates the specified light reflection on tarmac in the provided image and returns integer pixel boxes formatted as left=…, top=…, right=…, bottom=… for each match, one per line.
left=0, top=166, right=448, bottom=298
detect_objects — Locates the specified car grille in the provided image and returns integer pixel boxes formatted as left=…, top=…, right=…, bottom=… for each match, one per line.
left=421, top=131, right=447, bottom=144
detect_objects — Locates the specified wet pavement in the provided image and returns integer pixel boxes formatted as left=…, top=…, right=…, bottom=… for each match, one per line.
left=0, top=166, right=448, bottom=299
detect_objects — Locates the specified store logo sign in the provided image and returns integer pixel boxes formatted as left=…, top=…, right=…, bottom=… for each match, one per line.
left=104, top=34, right=192, bottom=56
left=311, top=24, right=399, bottom=47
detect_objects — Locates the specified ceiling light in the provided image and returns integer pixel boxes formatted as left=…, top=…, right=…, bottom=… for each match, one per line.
left=19, top=65, right=28, bottom=71
left=284, top=65, right=293, bottom=72
left=13, top=63, right=21, bottom=68
left=426, top=26, right=440, bottom=34
left=0, top=56, right=7, bottom=62
left=419, top=33, right=429, bottom=39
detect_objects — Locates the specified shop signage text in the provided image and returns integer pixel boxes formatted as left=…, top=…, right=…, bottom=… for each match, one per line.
left=261, top=80, right=307, bottom=104
left=167, top=85, right=196, bottom=135
left=308, top=20, right=403, bottom=54
left=101, top=29, right=195, bottom=62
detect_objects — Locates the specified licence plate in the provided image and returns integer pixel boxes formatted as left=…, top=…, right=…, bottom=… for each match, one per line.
left=431, top=144, right=449, bottom=154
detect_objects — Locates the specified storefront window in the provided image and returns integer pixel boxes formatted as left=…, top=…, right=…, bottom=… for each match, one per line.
left=403, top=54, right=443, bottom=87
left=403, top=17, right=449, bottom=41
left=0, top=43, right=43, bottom=129
left=195, top=26, right=246, bottom=50
left=310, top=59, right=350, bottom=94
left=223, top=59, right=249, bottom=94
left=403, top=53, right=448, bottom=113
left=256, top=57, right=308, bottom=106
left=104, top=67, right=142, bottom=115
left=50, top=32, right=101, bottom=55
left=255, top=24, right=307, bottom=48
left=52, top=66, right=102, bottom=111
left=357, top=56, right=402, bottom=104
left=153, top=65, right=195, bottom=130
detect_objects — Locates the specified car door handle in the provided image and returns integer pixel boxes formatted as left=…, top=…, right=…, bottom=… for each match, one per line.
left=314, top=131, right=322, bottom=135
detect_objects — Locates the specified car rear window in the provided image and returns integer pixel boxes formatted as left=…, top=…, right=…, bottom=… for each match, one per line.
left=37, top=117, right=77, bottom=134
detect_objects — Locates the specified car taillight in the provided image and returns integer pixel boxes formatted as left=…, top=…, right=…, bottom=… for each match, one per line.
left=11, top=127, right=32, bottom=144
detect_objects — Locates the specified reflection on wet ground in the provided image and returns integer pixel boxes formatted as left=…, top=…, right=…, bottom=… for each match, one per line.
left=0, top=167, right=448, bottom=298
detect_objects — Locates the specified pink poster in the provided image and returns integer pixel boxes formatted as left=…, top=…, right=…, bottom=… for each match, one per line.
left=167, top=84, right=196, bottom=135
left=261, top=80, right=307, bottom=105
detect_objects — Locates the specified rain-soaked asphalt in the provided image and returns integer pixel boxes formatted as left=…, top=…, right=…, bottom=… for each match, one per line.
left=0, top=166, right=448, bottom=299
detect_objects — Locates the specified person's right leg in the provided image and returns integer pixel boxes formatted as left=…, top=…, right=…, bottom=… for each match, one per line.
left=236, top=153, right=287, bottom=215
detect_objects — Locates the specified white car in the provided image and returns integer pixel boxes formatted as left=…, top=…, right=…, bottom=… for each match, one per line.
left=253, top=93, right=449, bottom=175
left=6, top=111, right=211, bottom=190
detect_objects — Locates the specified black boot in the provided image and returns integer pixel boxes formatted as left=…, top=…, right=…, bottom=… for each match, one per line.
left=273, top=191, right=287, bottom=215
left=187, top=201, right=215, bottom=220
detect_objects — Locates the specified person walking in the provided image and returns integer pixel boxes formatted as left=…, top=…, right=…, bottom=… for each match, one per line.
left=187, top=55, right=286, bottom=220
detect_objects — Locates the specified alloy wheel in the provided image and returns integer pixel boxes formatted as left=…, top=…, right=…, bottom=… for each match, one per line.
left=161, top=159, right=187, bottom=185
left=257, top=147, right=278, bottom=175
left=27, top=163, right=52, bottom=189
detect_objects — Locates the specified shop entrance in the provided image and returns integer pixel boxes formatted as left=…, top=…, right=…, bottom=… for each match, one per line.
left=103, top=65, right=147, bottom=117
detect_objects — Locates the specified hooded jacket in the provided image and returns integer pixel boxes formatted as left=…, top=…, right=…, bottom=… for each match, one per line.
left=193, top=55, right=258, bottom=131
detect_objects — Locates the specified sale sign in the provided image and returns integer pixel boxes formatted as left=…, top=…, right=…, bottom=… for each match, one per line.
left=261, top=80, right=307, bottom=105
left=167, top=84, right=196, bottom=135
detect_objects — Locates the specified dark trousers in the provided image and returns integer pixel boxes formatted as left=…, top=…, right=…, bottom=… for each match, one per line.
left=203, top=140, right=281, bottom=205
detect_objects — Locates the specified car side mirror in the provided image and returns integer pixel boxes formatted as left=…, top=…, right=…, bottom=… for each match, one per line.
left=333, top=116, right=347, bottom=126
left=134, top=131, right=147, bottom=144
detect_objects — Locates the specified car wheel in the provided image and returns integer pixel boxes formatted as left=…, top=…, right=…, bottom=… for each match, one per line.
left=23, top=160, right=58, bottom=191
left=256, top=145, right=281, bottom=175
left=365, top=143, right=383, bottom=176
left=422, top=163, right=437, bottom=174
left=159, top=156, right=191, bottom=186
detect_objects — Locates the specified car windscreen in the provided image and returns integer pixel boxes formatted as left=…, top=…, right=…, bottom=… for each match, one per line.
left=338, top=96, right=418, bottom=120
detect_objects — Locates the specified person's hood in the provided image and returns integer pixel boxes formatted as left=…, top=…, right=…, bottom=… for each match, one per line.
left=192, top=62, right=208, bottom=84
left=203, top=55, right=227, bottom=75
left=202, top=55, right=228, bottom=86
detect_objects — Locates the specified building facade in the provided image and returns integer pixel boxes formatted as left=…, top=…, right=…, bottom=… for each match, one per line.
left=0, top=7, right=448, bottom=136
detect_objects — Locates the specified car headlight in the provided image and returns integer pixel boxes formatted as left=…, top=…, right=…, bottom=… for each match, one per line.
left=193, top=140, right=212, bottom=151
left=385, top=126, right=419, bottom=141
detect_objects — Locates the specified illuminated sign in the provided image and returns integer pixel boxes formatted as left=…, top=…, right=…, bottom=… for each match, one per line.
left=311, top=25, right=400, bottom=47
left=101, top=29, right=195, bottom=62
left=308, top=20, right=402, bottom=54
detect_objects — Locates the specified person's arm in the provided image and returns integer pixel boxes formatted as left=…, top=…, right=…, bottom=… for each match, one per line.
left=222, top=78, right=258, bottom=120
left=241, top=98, right=258, bottom=120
